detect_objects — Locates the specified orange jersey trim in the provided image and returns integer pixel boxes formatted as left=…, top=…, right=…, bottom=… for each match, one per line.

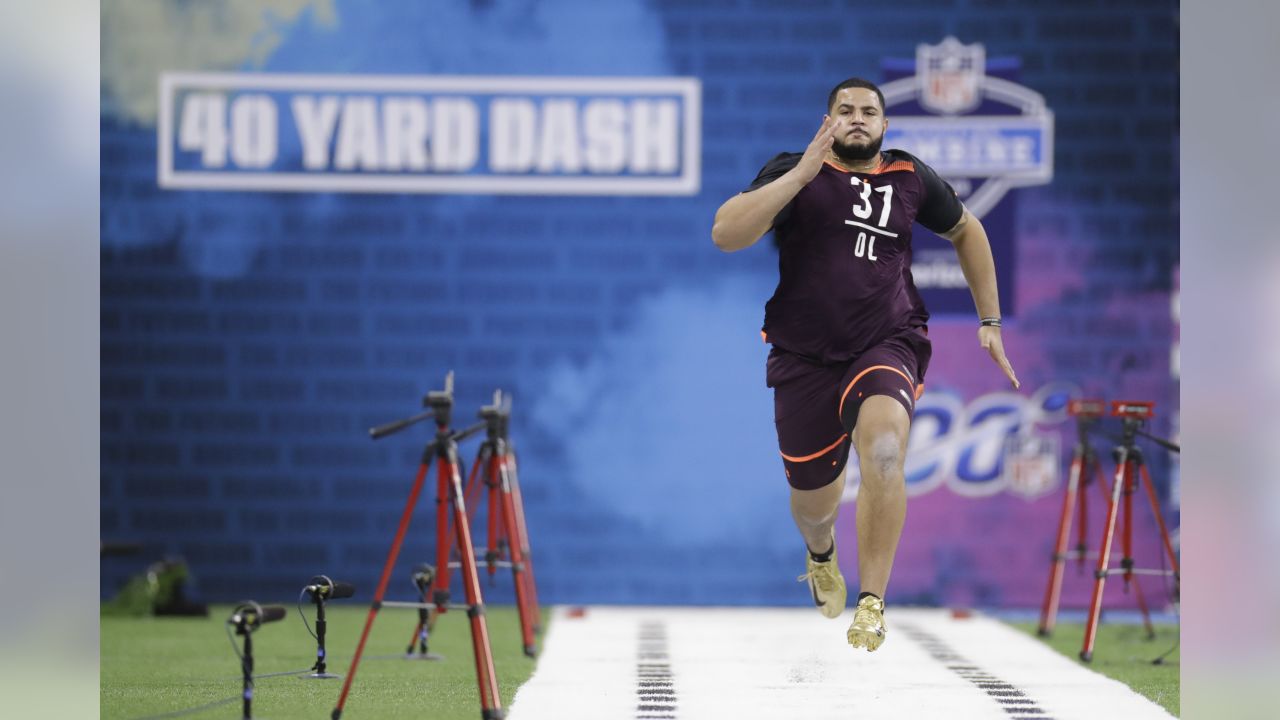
left=780, top=433, right=848, bottom=463
left=823, top=158, right=916, bottom=175
left=870, top=160, right=915, bottom=175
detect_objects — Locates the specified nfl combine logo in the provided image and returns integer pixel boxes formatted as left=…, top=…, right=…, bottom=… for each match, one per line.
left=882, top=37, right=1054, bottom=218
left=880, top=38, right=1055, bottom=316
left=918, top=37, right=984, bottom=115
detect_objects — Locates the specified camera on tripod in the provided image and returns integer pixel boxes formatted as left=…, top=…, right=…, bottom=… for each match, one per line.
left=1110, top=401, right=1154, bottom=420
left=1067, top=399, right=1107, bottom=418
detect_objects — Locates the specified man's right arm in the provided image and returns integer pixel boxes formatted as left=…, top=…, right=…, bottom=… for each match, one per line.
left=711, top=170, right=808, bottom=252
left=711, top=116, right=837, bottom=252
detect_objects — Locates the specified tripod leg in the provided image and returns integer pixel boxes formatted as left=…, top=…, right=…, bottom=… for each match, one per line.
left=432, top=459, right=453, bottom=614
left=487, top=449, right=502, bottom=579
left=464, top=446, right=486, bottom=527
left=507, top=450, right=540, bottom=633
left=469, top=444, right=496, bottom=577
left=498, top=446, right=537, bottom=656
left=1081, top=449, right=1127, bottom=662
left=332, top=461, right=432, bottom=719
left=1075, top=458, right=1089, bottom=575
left=1131, top=565, right=1157, bottom=640
left=446, top=447, right=504, bottom=718
left=1139, top=463, right=1181, bottom=575
left=1039, top=453, right=1083, bottom=636
left=1096, top=456, right=1113, bottom=494
left=1118, top=458, right=1158, bottom=639
left=1088, top=459, right=1111, bottom=566
left=1121, top=462, right=1134, bottom=594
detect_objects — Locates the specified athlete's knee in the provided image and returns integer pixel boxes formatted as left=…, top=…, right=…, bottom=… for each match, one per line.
left=858, top=430, right=904, bottom=482
left=792, top=494, right=838, bottom=526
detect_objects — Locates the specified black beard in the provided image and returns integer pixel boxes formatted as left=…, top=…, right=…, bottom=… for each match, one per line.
left=832, top=134, right=883, bottom=163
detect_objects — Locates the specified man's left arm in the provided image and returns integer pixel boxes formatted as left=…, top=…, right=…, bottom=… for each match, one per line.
left=939, top=207, right=1020, bottom=390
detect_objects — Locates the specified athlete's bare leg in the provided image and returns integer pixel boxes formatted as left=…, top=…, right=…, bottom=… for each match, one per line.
left=790, top=466, right=846, bottom=554
left=851, top=395, right=911, bottom=598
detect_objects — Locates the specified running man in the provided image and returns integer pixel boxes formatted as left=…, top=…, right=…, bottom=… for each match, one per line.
left=711, top=78, right=1019, bottom=651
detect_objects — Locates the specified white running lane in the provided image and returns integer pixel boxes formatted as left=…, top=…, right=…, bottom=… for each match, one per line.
left=508, top=606, right=1174, bottom=720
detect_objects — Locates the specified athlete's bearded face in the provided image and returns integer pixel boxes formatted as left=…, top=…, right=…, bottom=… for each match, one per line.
left=828, top=87, right=887, bottom=163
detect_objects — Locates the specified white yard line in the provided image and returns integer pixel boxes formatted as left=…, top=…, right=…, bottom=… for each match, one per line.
left=508, top=606, right=1174, bottom=720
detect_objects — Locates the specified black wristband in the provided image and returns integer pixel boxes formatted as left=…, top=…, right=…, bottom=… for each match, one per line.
left=980, top=317, right=1002, bottom=327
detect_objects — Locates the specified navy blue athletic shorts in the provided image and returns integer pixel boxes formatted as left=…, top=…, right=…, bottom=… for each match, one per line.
left=765, top=326, right=932, bottom=491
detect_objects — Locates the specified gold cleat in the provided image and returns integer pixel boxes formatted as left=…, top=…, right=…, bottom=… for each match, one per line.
left=847, top=594, right=887, bottom=651
left=796, top=536, right=846, bottom=619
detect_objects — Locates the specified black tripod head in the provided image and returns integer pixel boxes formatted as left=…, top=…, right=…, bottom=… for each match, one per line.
left=1113, top=401, right=1179, bottom=453
left=478, top=389, right=512, bottom=440
left=1068, top=399, right=1106, bottom=448
left=368, top=371, right=459, bottom=440
left=424, top=371, right=456, bottom=429
left=1111, top=401, right=1154, bottom=445
left=1068, top=399, right=1106, bottom=419
left=1084, top=400, right=1180, bottom=455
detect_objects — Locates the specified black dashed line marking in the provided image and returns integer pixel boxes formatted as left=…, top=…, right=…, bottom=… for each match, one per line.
left=635, top=621, right=677, bottom=719
left=900, top=624, right=1054, bottom=719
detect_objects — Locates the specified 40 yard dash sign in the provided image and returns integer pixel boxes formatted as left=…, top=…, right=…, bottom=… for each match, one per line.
left=157, top=73, right=701, bottom=196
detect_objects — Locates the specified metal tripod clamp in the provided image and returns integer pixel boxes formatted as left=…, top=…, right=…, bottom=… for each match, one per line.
left=425, top=371, right=456, bottom=430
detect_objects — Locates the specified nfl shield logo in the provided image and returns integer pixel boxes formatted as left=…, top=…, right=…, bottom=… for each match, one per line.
left=1003, top=432, right=1060, bottom=500
left=917, top=37, right=985, bottom=115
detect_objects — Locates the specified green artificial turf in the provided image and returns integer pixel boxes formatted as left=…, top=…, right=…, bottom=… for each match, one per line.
left=102, top=604, right=545, bottom=720
left=102, top=605, right=1180, bottom=719
left=1010, top=620, right=1180, bottom=717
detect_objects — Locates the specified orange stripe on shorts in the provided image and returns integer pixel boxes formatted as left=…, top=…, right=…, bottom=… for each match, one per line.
left=779, top=433, right=848, bottom=463
left=839, top=365, right=914, bottom=421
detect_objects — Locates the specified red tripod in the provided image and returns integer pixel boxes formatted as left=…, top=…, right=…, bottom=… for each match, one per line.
left=1080, top=401, right=1180, bottom=662
left=453, top=391, right=541, bottom=656
left=332, top=373, right=504, bottom=720
left=402, top=391, right=542, bottom=659
left=1037, top=399, right=1111, bottom=636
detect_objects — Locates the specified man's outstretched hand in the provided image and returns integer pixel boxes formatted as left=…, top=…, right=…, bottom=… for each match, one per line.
left=978, top=326, right=1020, bottom=390
left=791, top=115, right=837, bottom=184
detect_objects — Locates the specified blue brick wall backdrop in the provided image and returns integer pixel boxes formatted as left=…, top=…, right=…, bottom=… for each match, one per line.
left=101, top=0, right=1177, bottom=607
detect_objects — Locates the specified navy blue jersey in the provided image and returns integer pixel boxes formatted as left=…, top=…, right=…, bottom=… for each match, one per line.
left=745, top=149, right=963, bottom=363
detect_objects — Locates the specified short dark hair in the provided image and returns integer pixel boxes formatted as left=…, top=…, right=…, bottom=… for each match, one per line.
left=827, top=78, right=886, bottom=113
